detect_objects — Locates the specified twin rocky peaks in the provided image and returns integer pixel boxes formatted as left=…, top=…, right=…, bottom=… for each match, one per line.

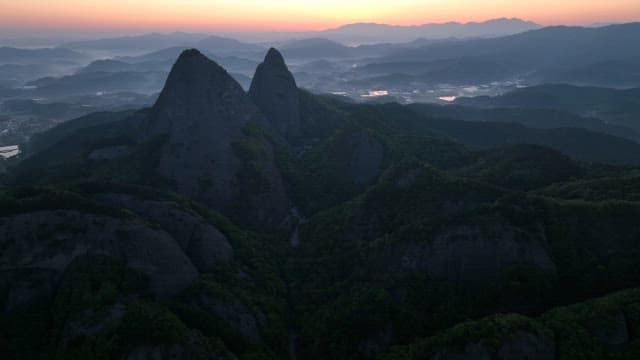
left=141, top=48, right=301, bottom=226
left=152, top=47, right=301, bottom=141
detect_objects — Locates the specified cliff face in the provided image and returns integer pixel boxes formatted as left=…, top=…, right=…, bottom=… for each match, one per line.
left=0, top=189, right=238, bottom=302
left=249, top=48, right=302, bottom=140
left=338, top=129, right=385, bottom=185
left=390, top=224, right=556, bottom=285
left=0, top=210, right=198, bottom=298
left=0, top=186, right=288, bottom=359
left=141, top=49, right=290, bottom=225
left=93, top=193, right=234, bottom=273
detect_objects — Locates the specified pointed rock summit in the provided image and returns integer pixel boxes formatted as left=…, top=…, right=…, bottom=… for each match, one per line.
left=264, top=46, right=286, bottom=64
left=142, top=49, right=290, bottom=225
left=249, top=48, right=301, bottom=140
left=150, top=48, right=249, bottom=123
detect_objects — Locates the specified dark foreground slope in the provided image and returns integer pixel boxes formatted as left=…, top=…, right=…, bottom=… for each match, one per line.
left=4, top=48, right=640, bottom=360
left=382, top=288, right=640, bottom=359
left=289, top=161, right=640, bottom=358
left=0, top=185, right=290, bottom=359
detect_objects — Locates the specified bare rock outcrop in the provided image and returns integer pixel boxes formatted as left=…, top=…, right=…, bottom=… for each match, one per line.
left=94, top=193, right=233, bottom=272
left=141, top=49, right=290, bottom=226
left=0, top=210, right=198, bottom=298
left=249, top=48, right=301, bottom=140
left=393, top=224, right=556, bottom=285
left=497, top=331, right=555, bottom=360
left=348, top=130, right=385, bottom=184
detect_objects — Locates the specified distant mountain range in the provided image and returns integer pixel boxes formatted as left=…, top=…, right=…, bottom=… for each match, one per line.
left=217, top=18, right=540, bottom=44
left=309, top=17, right=542, bottom=44
left=55, top=18, right=541, bottom=56
left=62, top=32, right=208, bottom=54
left=382, top=23, right=640, bottom=64
left=353, top=22, right=640, bottom=87
left=0, top=46, right=86, bottom=65
left=63, top=33, right=265, bottom=57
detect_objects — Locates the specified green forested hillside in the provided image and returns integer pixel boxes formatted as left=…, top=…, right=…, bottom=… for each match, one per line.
left=4, top=48, right=640, bottom=360
left=382, top=288, right=640, bottom=359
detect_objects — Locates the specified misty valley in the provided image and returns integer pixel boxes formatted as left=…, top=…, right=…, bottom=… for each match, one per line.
left=3, top=18, right=640, bottom=360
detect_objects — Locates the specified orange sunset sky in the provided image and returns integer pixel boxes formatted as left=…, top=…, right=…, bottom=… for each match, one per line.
left=1, top=0, right=640, bottom=32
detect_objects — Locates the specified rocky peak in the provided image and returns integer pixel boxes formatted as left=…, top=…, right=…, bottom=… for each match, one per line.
left=249, top=47, right=301, bottom=140
left=148, top=48, right=251, bottom=130
left=140, top=49, right=290, bottom=226
left=264, top=47, right=286, bottom=65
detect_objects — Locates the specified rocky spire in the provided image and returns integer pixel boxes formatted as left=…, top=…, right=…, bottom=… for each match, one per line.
left=149, top=48, right=249, bottom=127
left=142, top=49, right=290, bottom=226
left=249, top=48, right=301, bottom=140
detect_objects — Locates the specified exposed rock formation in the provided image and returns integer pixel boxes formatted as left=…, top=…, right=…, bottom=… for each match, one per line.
left=249, top=48, right=301, bottom=140
left=348, top=131, right=385, bottom=184
left=141, top=49, right=290, bottom=225
left=431, top=342, right=491, bottom=360
left=94, top=193, right=233, bottom=272
left=186, top=289, right=267, bottom=344
left=0, top=210, right=198, bottom=298
left=497, top=331, right=555, bottom=360
left=395, top=225, right=556, bottom=285
left=62, top=302, right=127, bottom=341
left=430, top=331, right=555, bottom=360
left=122, top=336, right=216, bottom=360
left=587, top=310, right=630, bottom=347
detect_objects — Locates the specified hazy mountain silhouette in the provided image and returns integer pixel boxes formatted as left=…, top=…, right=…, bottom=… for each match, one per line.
left=387, top=23, right=640, bottom=65
left=63, top=32, right=263, bottom=56
left=0, top=46, right=86, bottom=65
left=115, top=46, right=259, bottom=73
left=25, top=71, right=167, bottom=96
left=281, top=38, right=353, bottom=59
left=194, top=35, right=265, bottom=55
left=56, top=18, right=540, bottom=53
left=225, top=18, right=540, bottom=44
left=317, top=17, right=541, bottom=43
left=358, top=23, right=640, bottom=87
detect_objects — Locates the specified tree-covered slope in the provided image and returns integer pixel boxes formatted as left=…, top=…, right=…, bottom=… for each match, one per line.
left=0, top=183, right=290, bottom=359
left=5, top=47, right=640, bottom=360
left=456, top=84, right=640, bottom=131
left=382, top=288, right=640, bottom=360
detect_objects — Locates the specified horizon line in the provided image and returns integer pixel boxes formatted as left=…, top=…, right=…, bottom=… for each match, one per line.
left=3, top=17, right=639, bottom=37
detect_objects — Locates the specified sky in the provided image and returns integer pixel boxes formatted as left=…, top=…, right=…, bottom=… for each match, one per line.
left=1, top=0, right=640, bottom=35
